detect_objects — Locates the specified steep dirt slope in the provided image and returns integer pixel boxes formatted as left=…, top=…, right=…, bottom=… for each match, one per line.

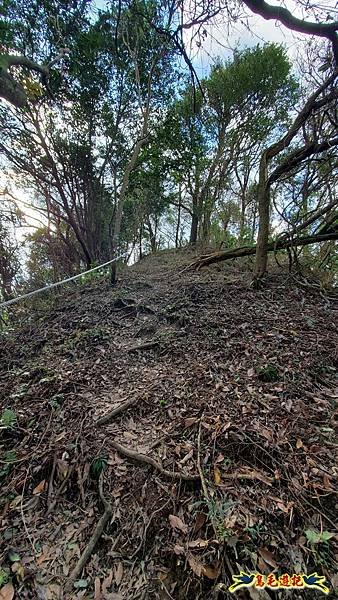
left=1, top=249, right=337, bottom=599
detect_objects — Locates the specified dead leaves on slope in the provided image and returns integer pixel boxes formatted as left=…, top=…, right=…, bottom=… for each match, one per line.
left=187, top=553, right=219, bottom=580
left=1, top=261, right=338, bottom=598
left=0, top=584, right=15, bottom=600
left=169, top=514, right=188, bottom=535
left=93, top=569, right=123, bottom=600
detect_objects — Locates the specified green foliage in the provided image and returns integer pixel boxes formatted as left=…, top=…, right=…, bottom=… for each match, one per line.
left=155, top=43, right=298, bottom=245
left=193, top=498, right=235, bottom=541
left=91, top=455, right=108, bottom=478
left=79, top=264, right=108, bottom=285
left=176, top=44, right=298, bottom=149
left=305, top=529, right=335, bottom=568
left=206, top=44, right=297, bottom=127
left=257, top=364, right=279, bottom=382
left=0, top=309, right=9, bottom=330
left=74, top=579, right=88, bottom=589
left=210, top=224, right=238, bottom=248
left=25, top=226, right=82, bottom=287
left=0, top=0, right=90, bottom=69
left=8, top=550, right=21, bottom=563
left=205, top=498, right=235, bottom=541
left=2, top=0, right=334, bottom=282
left=305, top=529, right=334, bottom=544
left=1, top=0, right=181, bottom=271
left=0, top=409, right=17, bottom=428
left=0, top=450, right=17, bottom=480
left=0, top=568, right=9, bottom=587
left=244, top=523, right=265, bottom=542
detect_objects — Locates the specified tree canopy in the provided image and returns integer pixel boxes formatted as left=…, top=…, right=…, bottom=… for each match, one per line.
left=0, top=0, right=337, bottom=298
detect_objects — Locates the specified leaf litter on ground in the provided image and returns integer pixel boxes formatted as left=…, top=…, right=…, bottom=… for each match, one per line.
left=0, top=248, right=337, bottom=598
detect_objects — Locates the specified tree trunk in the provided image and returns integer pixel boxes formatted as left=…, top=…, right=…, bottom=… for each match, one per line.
left=254, top=152, right=270, bottom=281
left=251, top=72, right=338, bottom=281
left=201, top=203, right=212, bottom=243
left=146, top=218, right=157, bottom=252
left=0, top=68, right=27, bottom=108
left=239, top=194, right=246, bottom=243
left=139, top=224, right=143, bottom=261
left=190, top=214, right=198, bottom=244
left=190, top=195, right=199, bottom=244
left=191, top=232, right=338, bottom=269
left=175, top=185, right=181, bottom=248
left=251, top=199, right=258, bottom=244
left=110, top=51, right=160, bottom=284
left=0, top=52, right=67, bottom=108
left=110, top=135, right=147, bottom=284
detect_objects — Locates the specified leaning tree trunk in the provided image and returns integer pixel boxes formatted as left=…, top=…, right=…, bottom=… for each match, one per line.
left=0, top=67, right=27, bottom=107
left=0, top=51, right=67, bottom=108
left=253, top=151, right=270, bottom=281
left=190, top=232, right=338, bottom=269
left=252, top=72, right=338, bottom=282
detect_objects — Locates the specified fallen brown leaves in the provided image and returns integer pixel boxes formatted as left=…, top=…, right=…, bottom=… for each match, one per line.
left=0, top=583, right=15, bottom=600
left=0, top=251, right=337, bottom=598
left=187, top=553, right=219, bottom=579
left=169, top=514, right=188, bottom=535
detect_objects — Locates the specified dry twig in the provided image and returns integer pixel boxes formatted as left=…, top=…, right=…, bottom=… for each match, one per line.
left=95, top=395, right=139, bottom=425
left=197, top=415, right=209, bottom=501
left=65, top=472, right=112, bottom=592
left=46, top=464, right=74, bottom=515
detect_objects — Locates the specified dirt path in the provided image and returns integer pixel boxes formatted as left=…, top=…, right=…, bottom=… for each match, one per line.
left=1, top=250, right=337, bottom=599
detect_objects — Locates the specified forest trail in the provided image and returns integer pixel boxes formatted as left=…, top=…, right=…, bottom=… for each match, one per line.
left=1, top=249, right=337, bottom=599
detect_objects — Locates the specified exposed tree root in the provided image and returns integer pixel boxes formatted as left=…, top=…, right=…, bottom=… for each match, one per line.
left=95, top=395, right=140, bottom=426
left=127, top=340, right=159, bottom=352
left=95, top=384, right=158, bottom=426
left=110, top=439, right=273, bottom=485
left=189, top=232, right=338, bottom=270
left=110, top=440, right=200, bottom=481
left=65, top=473, right=112, bottom=593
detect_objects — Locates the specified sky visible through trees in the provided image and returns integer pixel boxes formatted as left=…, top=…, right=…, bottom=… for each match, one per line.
left=0, top=0, right=337, bottom=295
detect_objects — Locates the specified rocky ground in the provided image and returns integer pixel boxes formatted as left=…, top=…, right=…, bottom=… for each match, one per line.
left=0, top=248, right=337, bottom=599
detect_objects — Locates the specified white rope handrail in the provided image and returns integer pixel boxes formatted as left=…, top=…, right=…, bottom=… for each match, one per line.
left=0, top=252, right=128, bottom=309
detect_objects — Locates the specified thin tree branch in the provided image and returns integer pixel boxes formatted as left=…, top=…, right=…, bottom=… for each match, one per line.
left=242, top=0, right=338, bottom=62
